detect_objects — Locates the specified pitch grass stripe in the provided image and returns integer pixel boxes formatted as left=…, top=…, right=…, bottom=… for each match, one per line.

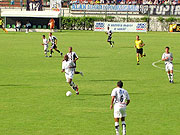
left=152, top=60, right=180, bottom=72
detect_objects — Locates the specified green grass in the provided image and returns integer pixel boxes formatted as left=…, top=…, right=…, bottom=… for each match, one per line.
left=0, top=30, right=180, bottom=135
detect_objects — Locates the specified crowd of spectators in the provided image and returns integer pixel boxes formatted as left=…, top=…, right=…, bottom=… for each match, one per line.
left=69, top=0, right=180, bottom=5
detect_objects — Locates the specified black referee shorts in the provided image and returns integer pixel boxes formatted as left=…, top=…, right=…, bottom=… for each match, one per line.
left=136, top=48, right=143, bottom=55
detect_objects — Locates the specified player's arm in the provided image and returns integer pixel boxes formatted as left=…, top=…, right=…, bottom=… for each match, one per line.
left=55, top=39, right=57, bottom=45
left=140, top=43, right=145, bottom=47
left=162, top=54, right=168, bottom=61
left=74, top=53, right=79, bottom=62
left=110, top=96, right=115, bottom=110
left=126, top=100, right=130, bottom=106
left=61, top=69, right=65, bottom=72
left=69, top=62, right=76, bottom=68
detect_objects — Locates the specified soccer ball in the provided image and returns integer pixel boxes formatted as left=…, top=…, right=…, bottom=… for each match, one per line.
left=66, top=91, right=72, bottom=97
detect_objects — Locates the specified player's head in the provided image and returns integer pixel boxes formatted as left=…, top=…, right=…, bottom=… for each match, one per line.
left=49, top=32, right=52, bottom=36
left=69, top=47, right=72, bottom=52
left=165, top=46, right=170, bottom=53
left=117, top=80, right=123, bottom=88
left=107, top=27, right=109, bottom=30
left=64, top=55, right=68, bottom=61
left=42, top=35, right=45, bottom=39
left=136, top=35, right=139, bottom=40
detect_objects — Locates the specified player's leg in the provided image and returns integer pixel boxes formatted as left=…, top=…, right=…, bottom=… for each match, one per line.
left=54, top=47, right=63, bottom=56
left=120, top=107, right=127, bottom=135
left=49, top=47, right=53, bottom=57
left=114, top=118, right=120, bottom=135
left=67, top=74, right=79, bottom=95
left=74, top=68, right=83, bottom=76
left=140, top=49, right=146, bottom=57
left=44, top=48, right=48, bottom=57
left=121, top=117, right=126, bottom=135
left=170, top=64, right=174, bottom=83
left=136, top=52, right=140, bottom=65
left=114, top=104, right=120, bottom=135
left=107, top=36, right=113, bottom=47
left=166, top=64, right=171, bottom=82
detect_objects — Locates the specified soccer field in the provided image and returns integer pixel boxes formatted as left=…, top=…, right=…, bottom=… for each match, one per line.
left=0, top=30, right=179, bottom=135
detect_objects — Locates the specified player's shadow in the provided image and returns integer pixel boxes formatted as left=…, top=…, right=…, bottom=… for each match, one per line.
left=80, top=93, right=110, bottom=96
left=0, top=84, right=30, bottom=87
left=88, top=79, right=134, bottom=82
left=120, top=46, right=134, bottom=48
left=79, top=56, right=100, bottom=59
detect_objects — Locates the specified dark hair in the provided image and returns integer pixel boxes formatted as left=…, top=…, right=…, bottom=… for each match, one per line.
left=50, top=32, right=52, bottom=34
left=42, top=35, right=45, bottom=37
left=117, top=80, right=123, bottom=88
left=165, top=46, right=170, bottom=50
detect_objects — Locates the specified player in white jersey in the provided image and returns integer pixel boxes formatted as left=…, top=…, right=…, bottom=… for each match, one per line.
left=105, top=26, right=114, bottom=48
left=67, top=47, right=83, bottom=76
left=110, top=81, right=130, bottom=135
left=162, top=46, right=174, bottom=83
left=48, top=32, right=63, bottom=57
left=61, top=55, right=79, bottom=95
left=41, top=35, right=49, bottom=57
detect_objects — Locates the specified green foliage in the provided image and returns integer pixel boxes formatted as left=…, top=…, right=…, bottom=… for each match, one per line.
left=141, top=16, right=150, bottom=22
left=61, top=16, right=104, bottom=30
left=157, top=16, right=165, bottom=23
left=165, top=17, right=177, bottom=22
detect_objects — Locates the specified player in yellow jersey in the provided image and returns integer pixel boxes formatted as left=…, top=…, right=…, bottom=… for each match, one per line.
left=0, top=18, right=8, bottom=33
left=134, top=35, right=146, bottom=65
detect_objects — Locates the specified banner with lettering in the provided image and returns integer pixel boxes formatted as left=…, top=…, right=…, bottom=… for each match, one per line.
left=94, top=22, right=147, bottom=32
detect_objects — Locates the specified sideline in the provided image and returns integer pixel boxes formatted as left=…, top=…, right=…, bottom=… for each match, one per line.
left=152, top=60, right=180, bottom=72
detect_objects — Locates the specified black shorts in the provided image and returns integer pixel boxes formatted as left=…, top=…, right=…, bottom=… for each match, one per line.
left=51, top=44, right=57, bottom=49
left=0, top=25, right=2, bottom=28
left=136, top=48, right=143, bottom=55
left=107, top=36, right=112, bottom=42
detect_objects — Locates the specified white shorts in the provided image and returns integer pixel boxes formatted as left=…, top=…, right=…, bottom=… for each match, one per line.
left=65, top=72, right=74, bottom=82
left=165, top=63, right=173, bottom=72
left=114, top=103, right=126, bottom=118
left=44, top=45, right=48, bottom=51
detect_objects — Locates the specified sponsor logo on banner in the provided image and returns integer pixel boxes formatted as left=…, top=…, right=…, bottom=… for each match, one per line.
left=71, top=4, right=139, bottom=12
left=136, top=23, right=146, bottom=31
left=95, top=22, right=105, bottom=30
left=140, top=5, right=180, bottom=16
left=94, top=22, right=147, bottom=32
left=169, top=24, right=180, bottom=32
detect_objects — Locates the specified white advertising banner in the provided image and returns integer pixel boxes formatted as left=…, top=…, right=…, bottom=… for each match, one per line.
left=94, top=22, right=147, bottom=32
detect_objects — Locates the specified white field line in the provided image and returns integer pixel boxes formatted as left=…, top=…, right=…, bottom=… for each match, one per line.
left=152, top=60, right=180, bottom=72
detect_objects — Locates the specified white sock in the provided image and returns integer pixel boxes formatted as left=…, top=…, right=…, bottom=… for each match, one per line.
left=122, top=121, right=126, bottom=135
left=115, top=122, right=119, bottom=133
left=167, top=73, right=171, bottom=81
left=170, top=73, right=173, bottom=81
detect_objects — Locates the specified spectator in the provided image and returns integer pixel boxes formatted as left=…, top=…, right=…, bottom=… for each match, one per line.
left=11, top=0, right=14, bottom=5
left=95, top=0, right=100, bottom=4
left=143, top=0, right=148, bottom=4
left=147, top=0, right=153, bottom=4
left=153, top=0, right=159, bottom=4
left=15, top=21, right=21, bottom=32
left=132, top=0, right=137, bottom=4
left=172, top=0, right=178, bottom=5
left=25, top=21, right=31, bottom=33
left=100, top=0, right=105, bottom=3
left=48, top=18, right=55, bottom=32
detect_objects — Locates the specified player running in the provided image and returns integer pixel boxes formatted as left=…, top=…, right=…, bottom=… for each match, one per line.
left=162, top=46, right=174, bottom=83
left=106, top=26, right=114, bottom=48
left=67, top=47, right=83, bottom=76
left=41, top=35, right=49, bottom=57
left=0, top=18, right=8, bottom=33
left=48, top=32, right=63, bottom=57
left=110, top=80, right=130, bottom=135
left=61, top=55, right=79, bottom=95
left=134, top=35, right=146, bottom=65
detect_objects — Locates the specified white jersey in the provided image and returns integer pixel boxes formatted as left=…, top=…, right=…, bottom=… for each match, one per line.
left=48, top=36, right=57, bottom=45
left=62, top=60, right=75, bottom=74
left=162, top=52, right=173, bottom=64
left=107, top=30, right=112, bottom=36
left=67, top=52, right=78, bottom=61
left=111, top=88, right=130, bottom=107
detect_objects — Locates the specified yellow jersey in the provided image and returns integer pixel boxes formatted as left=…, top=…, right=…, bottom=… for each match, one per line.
left=135, top=39, right=144, bottom=49
left=0, top=20, right=3, bottom=25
